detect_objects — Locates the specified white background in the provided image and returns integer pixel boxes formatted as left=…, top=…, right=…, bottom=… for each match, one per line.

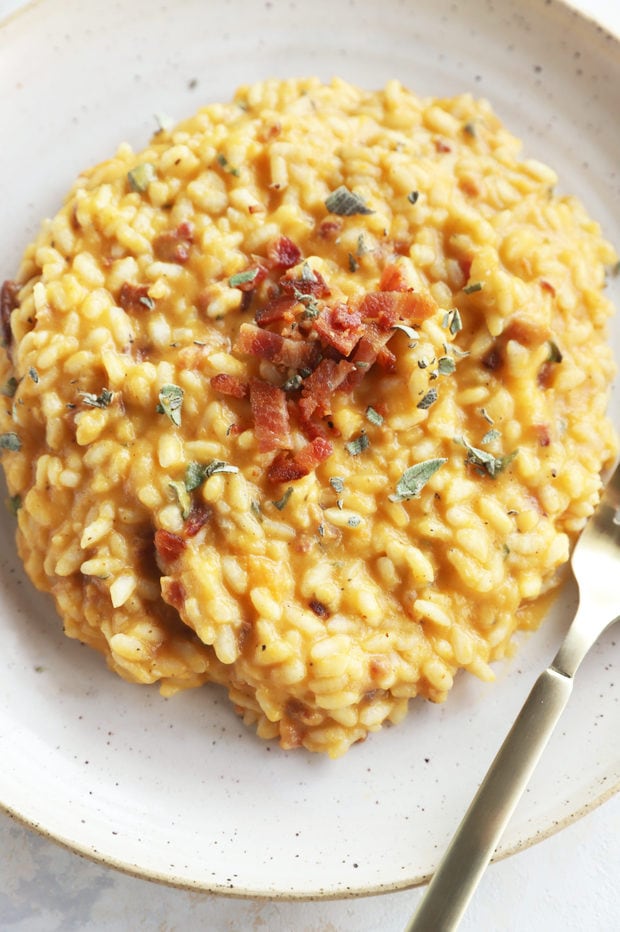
left=0, top=1, right=619, bottom=930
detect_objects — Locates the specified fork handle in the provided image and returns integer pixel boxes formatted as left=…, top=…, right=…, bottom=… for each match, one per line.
left=405, top=667, right=573, bottom=932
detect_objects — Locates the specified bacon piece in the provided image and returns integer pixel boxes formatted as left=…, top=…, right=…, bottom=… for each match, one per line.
left=535, top=424, right=551, bottom=447
left=118, top=282, right=153, bottom=312
left=435, top=139, right=452, bottom=153
left=0, top=280, right=18, bottom=347
left=255, top=294, right=298, bottom=327
left=235, top=322, right=318, bottom=370
left=298, top=358, right=356, bottom=421
left=153, top=222, right=194, bottom=264
left=280, top=267, right=331, bottom=299
left=342, top=322, right=395, bottom=389
left=250, top=378, right=292, bottom=452
left=267, top=235, right=302, bottom=270
left=360, top=290, right=436, bottom=327
left=268, top=436, right=333, bottom=483
left=231, top=264, right=268, bottom=292
left=318, top=219, right=342, bottom=240
left=309, top=599, right=330, bottom=618
left=161, top=578, right=187, bottom=610
left=540, top=279, right=556, bottom=296
left=184, top=503, right=213, bottom=537
left=313, top=304, right=365, bottom=356
left=210, top=373, right=248, bottom=398
left=482, top=346, right=502, bottom=371
left=379, top=263, right=410, bottom=292
left=503, top=315, right=551, bottom=348
left=154, top=529, right=186, bottom=563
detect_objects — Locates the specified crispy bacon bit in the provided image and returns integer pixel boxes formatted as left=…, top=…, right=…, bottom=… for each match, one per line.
left=482, top=346, right=503, bottom=371
left=162, top=578, right=186, bottom=610
left=458, top=257, right=473, bottom=280
left=503, top=315, right=551, bottom=348
left=280, top=267, right=331, bottom=299
left=299, top=358, right=355, bottom=421
left=184, top=503, right=213, bottom=537
left=232, top=264, right=269, bottom=291
left=379, top=263, right=410, bottom=292
left=154, top=529, right=186, bottom=562
left=267, top=235, right=302, bottom=269
left=459, top=177, right=480, bottom=197
left=268, top=436, right=333, bottom=483
left=537, top=362, right=555, bottom=389
left=249, top=378, right=292, bottom=452
left=360, top=290, right=437, bottom=327
left=435, top=139, right=452, bottom=153
left=313, top=304, right=365, bottom=356
left=0, top=280, right=19, bottom=347
left=118, top=282, right=152, bottom=312
left=318, top=219, right=342, bottom=240
left=254, top=294, right=298, bottom=327
left=210, top=373, right=248, bottom=398
left=309, top=599, right=330, bottom=618
left=540, top=279, right=556, bottom=296
left=535, top=424, right=551, bottom=447
left=153, top=222, right=194, bottom=264
left=342, top=322, right=395, bottom=390
left=235, top=322, right=318, bottom=370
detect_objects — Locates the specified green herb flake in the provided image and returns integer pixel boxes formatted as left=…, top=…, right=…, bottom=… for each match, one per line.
left=407, top=190, right=420, bottom=204
left=609, top=259, right=620, bottom=277
left=547, top=340, right=563, bottom=364
left=139, top=295, right=156, bottom=310
left=157, top=383, right=184, bottom=427
left=356, top=233, right=370, bottom=256
left=324, top=185, right=374, bottom=217
left=437, top=355, right=456, bottom=375
left=29, top=367, right=39, bottom=383
left=329, top=476, right=345, bottom=494
left=185, top=459, right=238, bottom=492
left=282, top=373, right=303, bottom=392
left=389, top=458, right=447, bottom=502
left=169, top=480, right=192, bottom=519
left=0, top=431, right=21, bottom=452
left=153, top=112, right=174, bottom=133
left=348, top=253, right=359, bottom=272
left=463, top=282, right=483, bottom=294
left=79, top=388, right=113, bottom=409
left=461, top=437, right=518, bottom=478
left=8, top=493, right=21, bottom=514
left=216, top=153, right=240, bottom=177
left=250, top=500, right=263, bottom=521
left=442, top=308, right=463, bottom=335
left=345, top=431, right=370, bottom=456
left=347, top=515, right=362, bottom=528
left=0, top=376, right=18, bottom=398
left=127, top=162, right=156, bottom=193
left=272, top=487, right=294, bottom=510
left=229, top=268, right=260, bottom=288
left=392, top=323, right=419, bottom=341
left=480, top=407, right=494, bottom=425
left=463, top=122, right=476, bottom=137
left=417, top=388, right=438, bottom=410
left=366, top=405, right=384, bottom=426
left=481, top=428, right=501, bottom=445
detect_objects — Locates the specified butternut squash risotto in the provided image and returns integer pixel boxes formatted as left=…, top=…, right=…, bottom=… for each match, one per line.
left=0, top=78, right=616, bottom=756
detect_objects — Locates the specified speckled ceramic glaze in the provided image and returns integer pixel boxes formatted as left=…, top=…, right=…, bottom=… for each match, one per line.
left=0, top=0, right=618, bottom=899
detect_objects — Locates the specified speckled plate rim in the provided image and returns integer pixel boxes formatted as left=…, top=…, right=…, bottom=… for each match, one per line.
left=0, top=0, right=619, bottom=900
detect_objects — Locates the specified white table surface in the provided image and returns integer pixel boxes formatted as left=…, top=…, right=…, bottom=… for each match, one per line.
left=1, top=1, right=619, bottom=929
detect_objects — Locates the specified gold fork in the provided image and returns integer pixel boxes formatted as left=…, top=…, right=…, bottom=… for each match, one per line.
left=406, top=460, right=620, bottom=932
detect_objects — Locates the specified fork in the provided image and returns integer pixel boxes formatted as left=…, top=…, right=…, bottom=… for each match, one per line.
left=405, top=459, right=620, bottom=932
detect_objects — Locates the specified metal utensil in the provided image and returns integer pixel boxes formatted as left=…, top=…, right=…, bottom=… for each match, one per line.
left=406, top=460, right=620, bottom=932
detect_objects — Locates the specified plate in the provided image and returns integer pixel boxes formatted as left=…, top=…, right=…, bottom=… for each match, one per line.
left=0, top=0, right=618, bottom=899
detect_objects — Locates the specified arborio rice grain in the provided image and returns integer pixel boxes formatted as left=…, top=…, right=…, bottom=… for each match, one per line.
left=0, top=78, right=617, bottom=757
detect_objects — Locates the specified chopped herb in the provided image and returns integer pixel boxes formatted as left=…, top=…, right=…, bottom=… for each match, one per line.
left=153, top=112, right=173, bottom=133
left=324, top=185, right=374, bottom=216
left=356, top=233, right=370, bottom=256
left=185, top=459, right=238, bottom=491
left=407, top=190, right=420, bottom=204
left=480, top=407, right=494, bottom=425
left=389, top=458, right=447, bottom=502
left=139, top=294, right=155, bottom=310
left=295, top=292, right=320, bottom=319
left=272, top=487, right=294, bottom=510
left=229, top=268, right=259, bottom=288
left=345, top=431, right=369, bottom=456
left=301, top=262, right=317, bottom=283
left=329, top=476, right=345, bottom=494
left=250, top=500, right=263, bottom=521
left=463, top=121, right=476, bottom=137
left=157, top=383, right=184, bottom=426
left=0, top=431, right=21, bottom=451
left=447, top=343, right=470, bottom=358
left=79, top=388, right=113, bottom=409
left=437, top=355, right=456, bottom=375
left=417, top=357, right=431, bottom=370
left=481, top=428, right=501, bottom=444
left=8, top=493, right=21, bottom=514
left=546, top=340, right=563, bottom=363
left=169, top=479, right=192, bottom=519
left=442, top=308, right=463, bottom=335
left=417, top=388, right=438, bottom=410
left=318, top=523, right=325, bottom=536
left=127, top=162, right=156, bottom=193
left=0, top=376, right=18, bottom=398
left=348, top=253, right=359, bottom=272
left=463, top=282, right=483, bottom=294
left=503, top=543, right=511, bottom=557
left=216, top=153, right=240, bottom=176
left=347, top=515, right=362, bottom=528
left=610, top=259, right=620, bottom=277
left=366, top=405, right=384, bottom=426
left=29, top=367, right=39, bottom=383
left=392, top=323, right=419, bottom=341
left=282, top=374, right=303, bottom=392
left=354, top=361, right=370, bottom=370
left=460, top=436, right=518, bottom=477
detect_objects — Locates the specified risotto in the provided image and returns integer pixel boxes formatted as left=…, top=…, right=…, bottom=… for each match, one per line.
left=0, top=78, right=616, bottom=757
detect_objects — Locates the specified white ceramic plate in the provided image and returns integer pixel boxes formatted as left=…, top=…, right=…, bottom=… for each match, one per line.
left=0, top=0, right=618, bottom=899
